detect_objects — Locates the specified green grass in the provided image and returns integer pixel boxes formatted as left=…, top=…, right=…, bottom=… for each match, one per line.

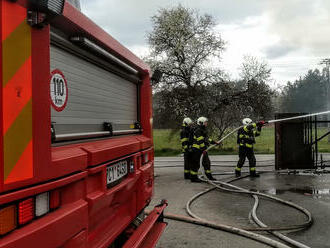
left=220, top=126, right=275, bottom=154
left=315, top=128, right=330, bottom=152
left=153, top=129, right=182, bottom=156
left=153, top=127, right=330, bottom=156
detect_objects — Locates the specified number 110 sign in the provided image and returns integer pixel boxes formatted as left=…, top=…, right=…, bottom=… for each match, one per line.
left=50, top=69, right=68, bottom=112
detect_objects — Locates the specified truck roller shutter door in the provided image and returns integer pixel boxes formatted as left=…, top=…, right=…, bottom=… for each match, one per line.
left=50, top=44, right=139, bottom=142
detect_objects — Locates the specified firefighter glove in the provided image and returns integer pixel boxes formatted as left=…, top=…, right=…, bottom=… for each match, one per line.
left=257, top=121, right=267, bottom=127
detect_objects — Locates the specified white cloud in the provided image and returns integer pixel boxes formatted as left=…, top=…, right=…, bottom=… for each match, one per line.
left=215, top=15, right=279, bottom=81
left=80, top=0, right=330, bottom=85
left=128, top=45, right=150, bottom=59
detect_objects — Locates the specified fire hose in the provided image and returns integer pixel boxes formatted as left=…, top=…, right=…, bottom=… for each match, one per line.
left=152, top=111, right=330, bottom=247
left=190, top=125, right=313, bottom=248
left=147, top=172, right=311, bottom=248
left=146, top=173, right=305, bottom=248
left=190, top=173, right=312, bottom=248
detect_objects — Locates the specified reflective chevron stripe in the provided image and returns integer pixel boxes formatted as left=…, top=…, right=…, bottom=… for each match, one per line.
left=2, top=2, right=33, bottom=184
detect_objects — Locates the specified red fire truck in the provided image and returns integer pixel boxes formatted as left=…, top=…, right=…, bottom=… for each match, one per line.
left=0, top=0, right=167, bottom=247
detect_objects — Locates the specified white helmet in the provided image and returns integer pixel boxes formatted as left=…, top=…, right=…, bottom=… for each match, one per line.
left=197, top=117, right=208, bottom=126
left=183, top=117, right=193, bottom=126
left=242, top=118, right=253, bottom=125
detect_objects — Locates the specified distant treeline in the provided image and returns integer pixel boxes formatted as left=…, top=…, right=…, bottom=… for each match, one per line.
left=279, top=68, right=328, bottom=113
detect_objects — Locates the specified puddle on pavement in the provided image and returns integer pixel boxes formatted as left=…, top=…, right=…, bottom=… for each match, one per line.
left=279, top=170, right=330, bottom=176
left=244, top=170, right=330, bottom=199
left=250, top=188, right=330, bottom=199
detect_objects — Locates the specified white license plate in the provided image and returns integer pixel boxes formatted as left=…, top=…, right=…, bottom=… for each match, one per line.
left=106, top=160, right=128, bottom=185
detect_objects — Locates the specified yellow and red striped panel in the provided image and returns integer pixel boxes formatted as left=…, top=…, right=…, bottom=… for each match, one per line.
left=2, top=1, right=33, bottom=184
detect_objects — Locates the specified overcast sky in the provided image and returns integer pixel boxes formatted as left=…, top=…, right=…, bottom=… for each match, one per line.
left=80, top=0, right=330, bottom=87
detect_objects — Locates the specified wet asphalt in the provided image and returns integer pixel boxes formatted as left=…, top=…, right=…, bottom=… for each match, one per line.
left=148, top=155, right=330, bottom=248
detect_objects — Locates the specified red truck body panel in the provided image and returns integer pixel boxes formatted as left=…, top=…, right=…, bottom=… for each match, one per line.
left=0, top=1, right=165, bottom=247
left=1, top=0, right=152, bottom=193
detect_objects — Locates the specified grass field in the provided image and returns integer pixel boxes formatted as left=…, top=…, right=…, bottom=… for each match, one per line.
left=153, top=127, right=330, bottom=156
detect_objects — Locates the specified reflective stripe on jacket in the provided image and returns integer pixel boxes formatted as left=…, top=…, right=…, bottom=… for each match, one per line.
left=192, top=125, right=215, bottom=151
left=237, top=123, right=261, bottom=149
left=180, top=124, right=192, bottom=152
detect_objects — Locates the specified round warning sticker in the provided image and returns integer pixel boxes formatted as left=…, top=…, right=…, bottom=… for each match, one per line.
left=50, top=69, right=68, bottom=112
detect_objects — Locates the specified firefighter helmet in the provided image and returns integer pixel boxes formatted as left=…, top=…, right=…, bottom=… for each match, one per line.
left=197, top=117, right=208, bottom=126
left=183, top=117, right=193, bottom=126
left=242, top=118, right=253, bottom=125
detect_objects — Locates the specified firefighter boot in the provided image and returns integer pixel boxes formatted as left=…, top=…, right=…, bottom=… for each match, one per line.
left=205, top=173, right=216, bottom=181
left=250, top=169, right=260, bottom=178
left=191, top=177, right=202, bottom=183
left=184, top=172, right=190, bottom=180
left=190, top=174, right=201, bottom=183
left=235, top=168, right=241, bottom=177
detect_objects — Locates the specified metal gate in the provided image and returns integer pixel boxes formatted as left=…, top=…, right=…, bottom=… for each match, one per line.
left=275, top=113, right=313, bottom=169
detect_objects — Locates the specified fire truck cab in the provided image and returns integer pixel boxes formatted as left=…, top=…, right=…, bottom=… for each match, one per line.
left=0, top=0, right=166, bottom=247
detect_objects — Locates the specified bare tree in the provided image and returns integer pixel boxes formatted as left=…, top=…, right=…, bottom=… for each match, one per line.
left=238, top=55, right=274, bottom=120
left=206, top=56, right=274, bottom=135
left=148, top=6, right=274, bottom=138
left=147, top=5, right=227, bottom=123
left=147, top=5, right=225, bottom=89
left=239, top=55, right=272, bottom=83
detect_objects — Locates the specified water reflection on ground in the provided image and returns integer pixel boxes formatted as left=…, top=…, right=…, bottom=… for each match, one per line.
left=251, top=188, right=330, bottom=199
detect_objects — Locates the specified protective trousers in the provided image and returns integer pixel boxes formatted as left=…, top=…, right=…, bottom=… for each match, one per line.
left=190, top=151, right=211, bottom=180
left=184, top=152, right=193, bottom=179
left=236, top=146, right=257, bottom=175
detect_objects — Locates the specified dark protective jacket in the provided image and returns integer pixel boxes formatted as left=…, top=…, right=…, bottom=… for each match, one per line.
left=237, top=123, right=261, bottom=148
left=180, top=124, right=193, bottom=153
left=192, top=125, right=215, bottom=151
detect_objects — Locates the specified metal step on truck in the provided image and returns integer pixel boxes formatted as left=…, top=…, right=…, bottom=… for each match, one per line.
left=0, top=0, right=167, bottom=247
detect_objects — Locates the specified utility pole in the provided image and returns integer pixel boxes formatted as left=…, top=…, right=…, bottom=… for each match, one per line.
left=320, top=58, right=330, bottom=142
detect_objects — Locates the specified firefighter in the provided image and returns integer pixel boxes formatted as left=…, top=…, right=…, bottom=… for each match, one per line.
left=190, top=117, right=219, bottom=182
left=181, top=117, right=194, bottom=179
left=235, top=118, right=266, bottom=177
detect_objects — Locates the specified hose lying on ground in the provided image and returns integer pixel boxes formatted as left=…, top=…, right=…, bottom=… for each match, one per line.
left=192, top=128, right=313, bottom=248
left=186, top=173, right=312, bottom=232
left=199, top=175, right=312, bottom=248
left=144, top=208, right=290, bottom=248
left=145, top=174, right=293, bottom=248
left=155, top=159, right=275, bottom=163
left=154, top=164, right=274, bottom=168
left=147, top=171, right=312, bottom=247
left=250, top=194, right=310, bottom=248
left=150, top=127, right=314, bottom=247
